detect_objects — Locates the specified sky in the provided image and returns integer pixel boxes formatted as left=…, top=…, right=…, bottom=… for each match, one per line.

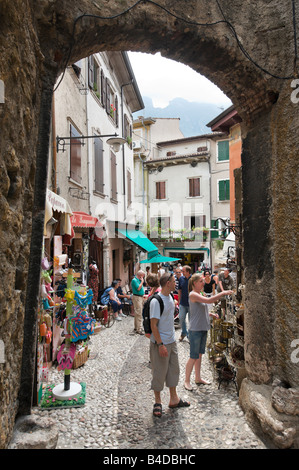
left=128, top=52, right=232, bottom=109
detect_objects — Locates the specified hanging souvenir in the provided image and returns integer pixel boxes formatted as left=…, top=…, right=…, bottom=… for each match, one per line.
left=57, top=343, right=76, bottom=371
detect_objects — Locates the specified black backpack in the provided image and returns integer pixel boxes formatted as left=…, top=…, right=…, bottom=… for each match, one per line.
left=142, top=293, right=164, bottom=335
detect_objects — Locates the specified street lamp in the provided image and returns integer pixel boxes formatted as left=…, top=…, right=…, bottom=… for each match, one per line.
left=106, top=137, right=127, bottom=153
left=56, top=133, right=126, bottom=153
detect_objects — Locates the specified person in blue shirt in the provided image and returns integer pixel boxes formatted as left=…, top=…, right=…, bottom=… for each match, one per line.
left=178, top=265, right=192, bottom=341
left=131, top=270, right=145, bottom=334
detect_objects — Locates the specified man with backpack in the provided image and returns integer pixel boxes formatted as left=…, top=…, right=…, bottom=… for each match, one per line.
left=149, top=272, right=190, bottom=418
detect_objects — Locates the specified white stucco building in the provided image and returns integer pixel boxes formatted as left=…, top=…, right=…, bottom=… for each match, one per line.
left=133, top=116, right=228, bottom=270
left=48, top=52, right=143, bottom=289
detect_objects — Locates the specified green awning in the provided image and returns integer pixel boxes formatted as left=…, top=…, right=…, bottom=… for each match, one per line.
left=140, top=254, right=181, bottom=264
left=117, top=229, right=159, bottom=258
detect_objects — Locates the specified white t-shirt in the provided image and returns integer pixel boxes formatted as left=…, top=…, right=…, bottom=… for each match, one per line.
left=149, top=293, right=175, bottom=345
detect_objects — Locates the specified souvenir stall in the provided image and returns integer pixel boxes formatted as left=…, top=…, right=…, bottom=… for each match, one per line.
left=66, top=211, right=104, bottom=287
left=207, top=283, right=246, bottom=394
left=36, top=190, right=73, bottom=404
left=40, top=268, right=95, bottom=408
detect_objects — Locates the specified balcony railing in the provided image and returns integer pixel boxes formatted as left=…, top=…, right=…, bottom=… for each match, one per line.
left=146, top=227, right=210, bottom=242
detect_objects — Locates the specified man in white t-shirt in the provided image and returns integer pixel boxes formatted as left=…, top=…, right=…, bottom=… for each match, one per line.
left=150, top=272, right=190, bottom=417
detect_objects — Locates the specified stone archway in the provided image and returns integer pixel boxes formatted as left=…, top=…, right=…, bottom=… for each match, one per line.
left=0, top=0, right=298, bottom=448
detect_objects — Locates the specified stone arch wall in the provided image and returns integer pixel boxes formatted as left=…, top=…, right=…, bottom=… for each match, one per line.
left=0, top=0, right=298, bottom=448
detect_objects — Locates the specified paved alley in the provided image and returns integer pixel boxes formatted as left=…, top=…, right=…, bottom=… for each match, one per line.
left=34, top=315, right=267, bottom=450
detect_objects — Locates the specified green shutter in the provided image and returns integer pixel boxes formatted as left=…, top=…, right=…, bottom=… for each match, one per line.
left=211, top=219, right=219, bottom=239
left=219, top=180, right=230, bottom=201
left=218, top=140, right=229, bottom=161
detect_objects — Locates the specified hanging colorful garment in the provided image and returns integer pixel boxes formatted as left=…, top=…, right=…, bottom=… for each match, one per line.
left=64, top=288, right=75, bottom=303
left=70, top=307, right=95, bottom=342
left=74, top=289, right=93, bottom=308
left=57, top=343, right=76, bottom=371
left=88, top=264, right=99, bottom=302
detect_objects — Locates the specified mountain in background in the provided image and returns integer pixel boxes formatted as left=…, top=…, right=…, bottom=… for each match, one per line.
left=133, top=96, right=231, bottom=137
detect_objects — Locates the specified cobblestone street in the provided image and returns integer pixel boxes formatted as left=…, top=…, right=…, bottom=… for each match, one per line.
left=34, top=315, right=267, bottom=450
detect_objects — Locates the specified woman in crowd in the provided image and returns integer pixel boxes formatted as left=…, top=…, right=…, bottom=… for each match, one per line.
left=184, top=273, right=233, bottom=391
left=203, top=270, right=216, bottom=296
left=108, top=280, right=125, bottom=321
left=146, top=273, right=161, bottom=297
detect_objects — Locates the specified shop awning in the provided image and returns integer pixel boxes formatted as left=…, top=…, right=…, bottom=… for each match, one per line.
left=117, top=228, right=159, bottom=258
left=44, top=189, right=73, bottom=236
left=71, top=211, right=99, bottom=228
left=70, top=211, right=104, bottom=241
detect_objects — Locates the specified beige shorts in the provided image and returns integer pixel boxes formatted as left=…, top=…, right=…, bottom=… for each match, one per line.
left=150, top=341, right=180, bottom=391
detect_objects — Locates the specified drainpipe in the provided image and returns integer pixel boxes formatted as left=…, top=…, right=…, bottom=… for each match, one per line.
left=137, top=153, right=145, bottom=226
left=51, top=94, right=57, bottom=193
left=208, top=157, right=212, bottom=269
left=85, top=61, right=91, bottom=214
left=121, top=80, right=133, bottom=222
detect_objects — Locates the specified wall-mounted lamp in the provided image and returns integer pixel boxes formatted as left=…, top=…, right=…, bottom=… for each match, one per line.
left=56, top=133, right=126, bottom=153
left=106, top=137, right=127, bottom=153
left=148, top=165, right=164, bottom=175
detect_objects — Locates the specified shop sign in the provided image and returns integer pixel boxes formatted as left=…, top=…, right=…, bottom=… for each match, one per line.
left=71, top=211, right=98, bottom=228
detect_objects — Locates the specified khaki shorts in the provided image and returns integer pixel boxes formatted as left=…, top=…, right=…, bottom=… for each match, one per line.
left=150, top=341, right=180, bottom=391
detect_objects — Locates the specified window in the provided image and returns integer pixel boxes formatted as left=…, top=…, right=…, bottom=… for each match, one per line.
left=166, top=151, right=176, bottom=157
left=124, top=114, right=131, bottom=145
left=217, top=140, right=229, bottom=161
left=106, top=80, right=118, bottom=124
left=156, top=181, right=166, bottom=199
left=110, top=151, right=117, bottom=202
left=184, top=215, right=206, bottom=229
left=127, top=169, right=132, bottom=207
left=189, top=177, right=200, bottom=197
left=70, top=123, right=82, bottom=184
left=94, top=137, right=104, bottom=194
left=211, top=219, right=220, bottom=239
left=101, top=69, right=106, bottom=106
left=150, top=217, right=170, bottom=237
left=218, top=179, right=230, bottom=201
left=88, top=56, right=100, bottom=98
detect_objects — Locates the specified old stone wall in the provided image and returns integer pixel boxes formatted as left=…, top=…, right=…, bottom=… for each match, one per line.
left=0, top=0, right=298, bottom=448
left=0, top=0, right=43, bottom=447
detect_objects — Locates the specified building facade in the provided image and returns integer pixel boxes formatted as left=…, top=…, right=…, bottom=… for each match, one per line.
left=133, top=117, right=229, bottom=271
left=47, top=52, right=143, bottom=291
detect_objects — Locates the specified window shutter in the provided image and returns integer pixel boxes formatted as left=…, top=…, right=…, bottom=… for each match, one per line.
left=195, top=215, right=206, bottom=227
left=101, top=70, right=105, bottom=105
left=161, top=217, right=170, bottom=230
left=218, top=141, right=229, bottom=161
left=106, top=79, right=110, bottom=114
left=184, top=216, right=191, bottom=230
left=115, top=96, right=119, bottom=126
left=70, top=124, right=82, bottom=184
left=127, top=169, right=132, bottom=206
left=94, top=138, right=104, bottom=193
left=88, top=56, right=94, bottom=88
left=211, top=219, right=219, bottom=238
left=189, top=178, right=200, bottom=197
left=110, top=151, right=117, bottom=201
left=219, top=180, right=230, bottom=201
left=156, top=181, right=166, bottom=199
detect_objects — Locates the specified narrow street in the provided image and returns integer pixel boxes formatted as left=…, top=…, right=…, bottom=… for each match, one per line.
left=34, top=315, right=267, bottom=450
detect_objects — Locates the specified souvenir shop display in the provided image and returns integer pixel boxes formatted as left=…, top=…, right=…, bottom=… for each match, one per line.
left=37, top=255, right=55, bottom=402
left=51, top=267, right=95, bottom=401
left=207, top=284, right=246, bottom=394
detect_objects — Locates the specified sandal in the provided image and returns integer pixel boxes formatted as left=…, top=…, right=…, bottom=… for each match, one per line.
left=153, top=403, right=162, bottom=417
left=169, top=398, right=190, bottom=409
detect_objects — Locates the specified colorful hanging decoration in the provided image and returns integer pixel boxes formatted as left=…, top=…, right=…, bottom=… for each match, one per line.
left=57, top=343, right=76, bottom=371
